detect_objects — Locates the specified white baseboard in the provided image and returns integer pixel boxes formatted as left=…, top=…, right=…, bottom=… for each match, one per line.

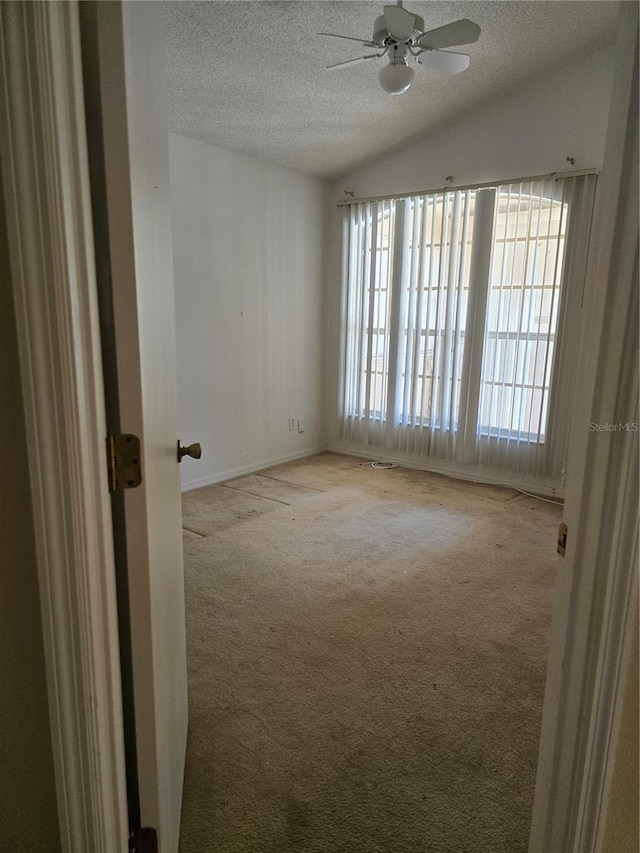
left=181, top=439, right=565, bottom=499
left=180, top=445, right=328, bottom=492
left=327, top=441, right=565, bottom=500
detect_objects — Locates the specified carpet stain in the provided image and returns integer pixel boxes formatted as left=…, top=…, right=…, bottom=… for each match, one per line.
left=284, top=793, right=311, bottom=844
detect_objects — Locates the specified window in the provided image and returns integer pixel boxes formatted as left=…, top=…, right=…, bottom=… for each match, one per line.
left=478, top=186, right=568, bottom=442
left=398, top=191, right=474, bottom=432
left=338, top=175, right=596, bottom=483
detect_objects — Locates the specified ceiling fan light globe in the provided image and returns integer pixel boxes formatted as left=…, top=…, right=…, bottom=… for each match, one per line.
left=378, top=63, right=414, bottom=94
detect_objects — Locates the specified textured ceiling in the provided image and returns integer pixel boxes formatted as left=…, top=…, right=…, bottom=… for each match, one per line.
left=164, top=1, right=618, bottom=180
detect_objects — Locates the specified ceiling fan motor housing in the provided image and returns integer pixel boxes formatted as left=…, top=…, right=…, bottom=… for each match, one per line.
left=372, top=12, right=425, bottom=46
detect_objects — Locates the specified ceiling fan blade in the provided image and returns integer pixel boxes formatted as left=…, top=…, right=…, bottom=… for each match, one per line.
left=418, top=19, right=481, bottom=50
left=327, top=53, right=384, bottom=70
left=383, top=5, right=416, bottom=41
left=319, top=32, right=377, bottom=48
left=417, top=49, right=470, bottom=75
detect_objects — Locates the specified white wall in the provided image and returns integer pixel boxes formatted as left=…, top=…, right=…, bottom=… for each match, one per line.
left=331, top=46, right=614, bottom=200
left=170, top=135, right=326, bottom=489
left=326, top=47, right=615, bottom=463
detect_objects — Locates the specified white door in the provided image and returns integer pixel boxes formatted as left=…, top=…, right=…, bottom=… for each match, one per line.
left=81, top=3, right=188, bottom=851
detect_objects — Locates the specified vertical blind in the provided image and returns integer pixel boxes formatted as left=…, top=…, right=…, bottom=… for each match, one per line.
left=338, top=174, right=596, bottom=486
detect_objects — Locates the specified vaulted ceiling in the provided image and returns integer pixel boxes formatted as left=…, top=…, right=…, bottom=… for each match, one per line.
left=164, top=1, right=618, bottom=180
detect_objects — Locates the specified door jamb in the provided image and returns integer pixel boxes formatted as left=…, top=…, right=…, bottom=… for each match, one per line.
left=528, top=7, right=639, bottom=852
left=0, top=2, right=128, bottom=850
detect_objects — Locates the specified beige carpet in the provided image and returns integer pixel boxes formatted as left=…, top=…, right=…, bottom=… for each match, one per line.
left=178, top=452, right=561, bottom=853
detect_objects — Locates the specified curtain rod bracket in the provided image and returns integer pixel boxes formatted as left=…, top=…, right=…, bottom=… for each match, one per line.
left=335, top=167, right=597, bottom=207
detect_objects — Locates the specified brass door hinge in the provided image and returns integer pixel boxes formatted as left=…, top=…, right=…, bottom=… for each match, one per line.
left=557, top=522, right=568, bottom=557
left=106, top=434, right=142, bottom=492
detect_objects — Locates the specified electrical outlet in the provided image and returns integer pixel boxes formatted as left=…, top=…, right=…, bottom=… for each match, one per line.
left=297, top=418, right=305, bottom=433
left=288, top=418, right=296, bottom=431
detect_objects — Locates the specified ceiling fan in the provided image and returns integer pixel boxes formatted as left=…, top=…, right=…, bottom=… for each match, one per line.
left=320, top=2, right=481, bottom=95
